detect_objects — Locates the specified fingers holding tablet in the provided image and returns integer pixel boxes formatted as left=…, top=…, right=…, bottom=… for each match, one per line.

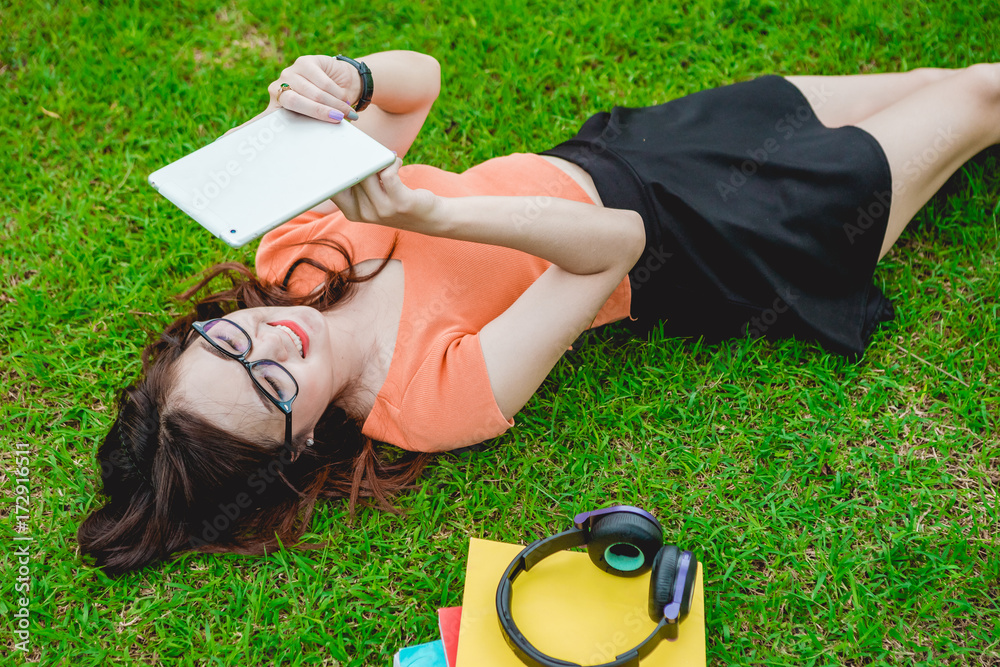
left=375, top=158, right=404, bottom=192
left=294, top=58, right=360, bottom=116
left=332, top=159, right=438, bottom=232
left=268, top=56, right=359, bottom=124
left=269, top=81, right=352, bottom=124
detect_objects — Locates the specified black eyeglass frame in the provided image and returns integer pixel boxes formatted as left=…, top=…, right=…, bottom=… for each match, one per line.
left=190, top=318, right=299, bottom=450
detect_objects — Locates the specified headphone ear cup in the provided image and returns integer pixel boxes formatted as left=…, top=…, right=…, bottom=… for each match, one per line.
left=679, top=551, right=698, bottom=617
left=587, top=512, right=663, bottom=577
left=647, top=545, right=679, bottom=622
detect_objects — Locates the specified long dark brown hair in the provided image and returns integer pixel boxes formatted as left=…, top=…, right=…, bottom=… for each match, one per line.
left=78, top=238, right=432, bottom=576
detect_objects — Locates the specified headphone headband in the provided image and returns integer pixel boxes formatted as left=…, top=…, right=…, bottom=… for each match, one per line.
left=495, top=507, right=696, bottom=667
left=573, top=505, right=659, bottom=530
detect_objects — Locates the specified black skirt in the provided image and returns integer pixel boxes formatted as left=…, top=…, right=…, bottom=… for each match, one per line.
left=539, top=75, right=895, bottom=359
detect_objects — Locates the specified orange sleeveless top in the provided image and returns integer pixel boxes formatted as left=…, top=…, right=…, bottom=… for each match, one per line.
left=256, top=153, right=633, bottom=452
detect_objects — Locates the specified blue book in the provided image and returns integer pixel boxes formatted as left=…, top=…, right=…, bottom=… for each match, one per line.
left=393, top=639, right=448, bottom=667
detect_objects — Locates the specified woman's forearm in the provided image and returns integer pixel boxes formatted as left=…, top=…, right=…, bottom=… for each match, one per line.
left=333, top=162, right=645, bottom=274
left=354, top=51, right=441, bottom=115
left=430, top=196, right=646, bottom=276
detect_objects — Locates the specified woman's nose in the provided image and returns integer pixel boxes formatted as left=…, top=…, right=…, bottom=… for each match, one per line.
left=252, top=325, right=292, bottom=363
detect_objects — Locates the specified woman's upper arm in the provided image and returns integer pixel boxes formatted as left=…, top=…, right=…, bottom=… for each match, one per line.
left=349, top=103, right=429, bottom=158
left=350, top=53, right=441, bottom=157
left=477, top=264, right=631, bottom=421
left=308, top=53, right=440, bottom=214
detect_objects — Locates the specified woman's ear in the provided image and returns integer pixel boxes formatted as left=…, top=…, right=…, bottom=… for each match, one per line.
left=290, top=432, right=316, bottom=463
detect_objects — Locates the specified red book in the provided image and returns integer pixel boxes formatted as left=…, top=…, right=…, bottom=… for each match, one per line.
left=437, top=606, right=462, bottom=667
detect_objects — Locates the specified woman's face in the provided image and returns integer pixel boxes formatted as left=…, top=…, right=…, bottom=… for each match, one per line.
left=171, top=306, right=341, bottom=445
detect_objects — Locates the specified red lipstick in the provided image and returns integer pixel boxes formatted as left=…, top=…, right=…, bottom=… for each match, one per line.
left=268, top=320, right=310, bottom=358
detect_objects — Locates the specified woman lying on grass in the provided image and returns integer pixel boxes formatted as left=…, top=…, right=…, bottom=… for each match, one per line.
left=79, top=50, right=1000, bottom=574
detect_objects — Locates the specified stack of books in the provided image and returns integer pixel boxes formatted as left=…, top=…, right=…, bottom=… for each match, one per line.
left=392, top=606, right=461, bottom=667
left=393, top=538, right=706, bottom=666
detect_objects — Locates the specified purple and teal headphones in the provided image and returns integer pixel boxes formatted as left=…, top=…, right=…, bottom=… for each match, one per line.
left=495, top=506, right=698, bottom=667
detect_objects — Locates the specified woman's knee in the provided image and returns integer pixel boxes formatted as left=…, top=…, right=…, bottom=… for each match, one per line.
left=960, top=63, right=1000, bottom=107
left=910, top=66, right=959, bottom=86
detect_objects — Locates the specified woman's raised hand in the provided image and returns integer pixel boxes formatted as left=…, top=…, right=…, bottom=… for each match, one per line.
left=219, top=55, right=364, bottom=139
left=331, top=158, right=440, bottom=232
left=266, top=55, right=362, bottom=123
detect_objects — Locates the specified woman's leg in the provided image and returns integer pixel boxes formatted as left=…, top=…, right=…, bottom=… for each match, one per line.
left=785, top=67, right=962, bottom=129
left=843, top=64, right=1000, bottom=260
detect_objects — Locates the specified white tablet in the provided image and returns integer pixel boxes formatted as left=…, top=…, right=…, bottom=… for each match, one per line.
left=148, top=109, right=395, bottom=248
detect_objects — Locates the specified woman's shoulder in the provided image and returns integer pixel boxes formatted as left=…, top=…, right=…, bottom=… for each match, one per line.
left=362, top=329, right=515, bottom=452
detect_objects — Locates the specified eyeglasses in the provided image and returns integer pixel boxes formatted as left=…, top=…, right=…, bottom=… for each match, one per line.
left=190, top=318, right=299, bottom=450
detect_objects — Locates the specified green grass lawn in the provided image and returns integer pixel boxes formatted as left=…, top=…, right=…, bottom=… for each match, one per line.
left=3, top=0, right=999, bottom=664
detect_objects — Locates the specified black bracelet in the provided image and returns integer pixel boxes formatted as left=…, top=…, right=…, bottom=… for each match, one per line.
left=335, top=54, right=373, bottom=112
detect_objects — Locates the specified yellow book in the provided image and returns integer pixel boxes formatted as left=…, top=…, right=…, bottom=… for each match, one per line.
left=456, top=538, right=706, bottom=666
